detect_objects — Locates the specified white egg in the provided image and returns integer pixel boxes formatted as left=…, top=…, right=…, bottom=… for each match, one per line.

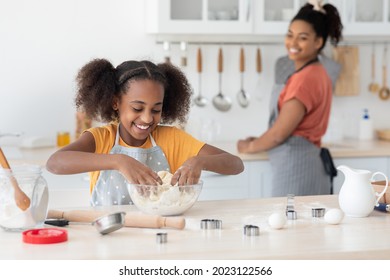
left=324, top=208, right=344, bottom=225
left=268, top=212, right=287, bottom=229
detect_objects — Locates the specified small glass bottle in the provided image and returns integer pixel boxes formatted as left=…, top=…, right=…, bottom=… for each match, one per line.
left=0, top=165, right=48, bottom=231
left=57, top=131, right=71, bottom=147
left=358, top=108, right=374, bottom=140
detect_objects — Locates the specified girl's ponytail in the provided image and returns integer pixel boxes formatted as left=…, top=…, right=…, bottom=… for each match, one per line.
left=75, top=59, right=118, bottom=122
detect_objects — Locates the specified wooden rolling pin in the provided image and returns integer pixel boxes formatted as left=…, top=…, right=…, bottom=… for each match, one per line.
left=0, top=148, right=31, bottom=211
left=47, top=209, right=186, bottom=230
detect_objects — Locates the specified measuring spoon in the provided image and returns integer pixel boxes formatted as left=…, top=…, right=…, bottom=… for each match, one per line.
left=45, top=212, right=126, bottom=235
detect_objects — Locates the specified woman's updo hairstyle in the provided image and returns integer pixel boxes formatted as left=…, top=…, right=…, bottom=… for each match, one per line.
left=292, top=3, right=343, bottom=51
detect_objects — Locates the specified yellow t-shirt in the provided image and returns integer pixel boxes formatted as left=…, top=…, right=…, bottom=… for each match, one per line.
left=86, top=123, right=205, bottom=192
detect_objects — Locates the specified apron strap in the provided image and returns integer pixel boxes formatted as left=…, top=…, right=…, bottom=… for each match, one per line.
left=115, top=125, right=120, bottom=145
left=149, top=134, right=157, bottom=147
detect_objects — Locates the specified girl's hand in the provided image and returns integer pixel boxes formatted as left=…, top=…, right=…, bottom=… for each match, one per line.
left=171, top=157, right=202, bottom=186
left=116, top=154, right=163, bottom=185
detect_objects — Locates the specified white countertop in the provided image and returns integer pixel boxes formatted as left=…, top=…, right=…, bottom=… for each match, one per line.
left=1, top=195, right=389, bottom=260
left=4, top=139, right=390, bottom=167
left=211, top=139, right=390, bottom=161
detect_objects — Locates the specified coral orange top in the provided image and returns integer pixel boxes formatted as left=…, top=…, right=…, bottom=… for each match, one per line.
left=278, top=63, right=332, bottom=147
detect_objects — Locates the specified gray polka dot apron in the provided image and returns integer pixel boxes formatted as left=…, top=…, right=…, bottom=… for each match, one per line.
left=267, top=60, right=330, bottom=197
left=91, top=126, right=170, bottom=206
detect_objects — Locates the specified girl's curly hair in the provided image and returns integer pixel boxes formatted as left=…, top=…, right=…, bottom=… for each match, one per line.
left=75, top=58, right=193, bottom=125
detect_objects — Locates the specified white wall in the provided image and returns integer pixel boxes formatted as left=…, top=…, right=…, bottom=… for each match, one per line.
left=1, top=0, right=390, bottom=147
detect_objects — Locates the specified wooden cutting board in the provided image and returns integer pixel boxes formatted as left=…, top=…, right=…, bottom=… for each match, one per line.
left=332, top=46, right=360, bottom=96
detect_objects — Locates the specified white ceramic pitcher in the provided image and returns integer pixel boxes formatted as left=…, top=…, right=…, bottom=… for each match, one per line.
left=337, top=165, right=388, bottom=217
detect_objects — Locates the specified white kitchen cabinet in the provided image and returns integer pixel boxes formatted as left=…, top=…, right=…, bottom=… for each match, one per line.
left=200, top=156, right=389, bottom=201
left=253, top=0, right=301, bottom=35
left=198, top=160, right=272, bottom=201
left=333, top=157, right=389, bottom=194
left=145, top=0, right=390, bottom=36
left=341, top=0, right=390, bottom=36
left=253, top=0, right=345, bottom=35
left=145, top=0, right=253, bottom=34
left=198, top=164, right=251, bottom=201
left=247, top=160, right=273, bottom=198
left=253, top=0, right=390, bottom=36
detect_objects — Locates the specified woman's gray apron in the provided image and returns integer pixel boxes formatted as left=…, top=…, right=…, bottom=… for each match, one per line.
left=91, top=126, right=170, bottom=206
left=267, top=67, right=330, bottom=197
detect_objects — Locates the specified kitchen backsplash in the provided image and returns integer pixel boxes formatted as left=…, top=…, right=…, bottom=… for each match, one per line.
left=1, top=0, right=390, bottom=147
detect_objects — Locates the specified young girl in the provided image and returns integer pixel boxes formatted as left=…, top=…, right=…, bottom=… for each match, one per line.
left=47, top=59, right=244, bottom=206
left=237, top=1, right=343, bottom=196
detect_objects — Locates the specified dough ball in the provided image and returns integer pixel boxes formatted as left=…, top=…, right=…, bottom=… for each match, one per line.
left=324, top=208, right=344, bottom=225
left=268, top=212, right=287, bottom=229
left=157, top=171, right=173, bottom=185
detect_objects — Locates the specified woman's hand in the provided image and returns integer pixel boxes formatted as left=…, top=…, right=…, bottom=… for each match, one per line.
left=116, top=154, right=163, bottom=185
left=171, top=157, right=202, bottom=186
left=237, top=137, right=256, bottom=153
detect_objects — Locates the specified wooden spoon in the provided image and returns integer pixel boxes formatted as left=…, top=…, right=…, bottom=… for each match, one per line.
left=379, top=46, right=390, bottom=100
left=0, top=148, right=31, bottom=211
left=368, top=44, right=379, bottom=93
left=254, top=46, right=263, bottom=100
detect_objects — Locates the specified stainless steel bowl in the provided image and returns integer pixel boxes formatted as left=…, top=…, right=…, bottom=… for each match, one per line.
left=92, top=212, right=126, bottom=235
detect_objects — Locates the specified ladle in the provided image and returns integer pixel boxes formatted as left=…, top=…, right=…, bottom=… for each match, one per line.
left=212, top=47, right=232, bottom=112
left=0, top=148, right=31, bottom=211
left=237, top=47, right=250, bottom=107
left=379, top=46, right=390, bottom=100
left=368, top=44, right=379, bottom=93
left=193, top=47, right=208, bottom=107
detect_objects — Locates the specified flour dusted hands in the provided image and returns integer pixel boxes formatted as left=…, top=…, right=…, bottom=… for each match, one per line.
left=117, top=154, right=163, bottom=185
left=171, top=157, right=202, bottom=186
left=129, top=170, right=202, bottom=216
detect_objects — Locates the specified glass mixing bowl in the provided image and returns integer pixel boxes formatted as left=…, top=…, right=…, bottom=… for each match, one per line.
left=127, top=181, right=203, bottom=216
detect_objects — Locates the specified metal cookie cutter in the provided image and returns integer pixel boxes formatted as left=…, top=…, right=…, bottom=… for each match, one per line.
left=200, top=219, right=222, bottom=230
left=156, top=232, right=168, bottom=244
left=286, top=194, right=297, bottom=220
left=312, top=208, right=326, bottom=218
left=243, top=225, right=260, bottom=236
left=286, top=210, right=297, bottom=220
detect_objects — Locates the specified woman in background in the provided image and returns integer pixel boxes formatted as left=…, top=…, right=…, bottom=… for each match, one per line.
left=237, top=1, right=342, bottom=196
